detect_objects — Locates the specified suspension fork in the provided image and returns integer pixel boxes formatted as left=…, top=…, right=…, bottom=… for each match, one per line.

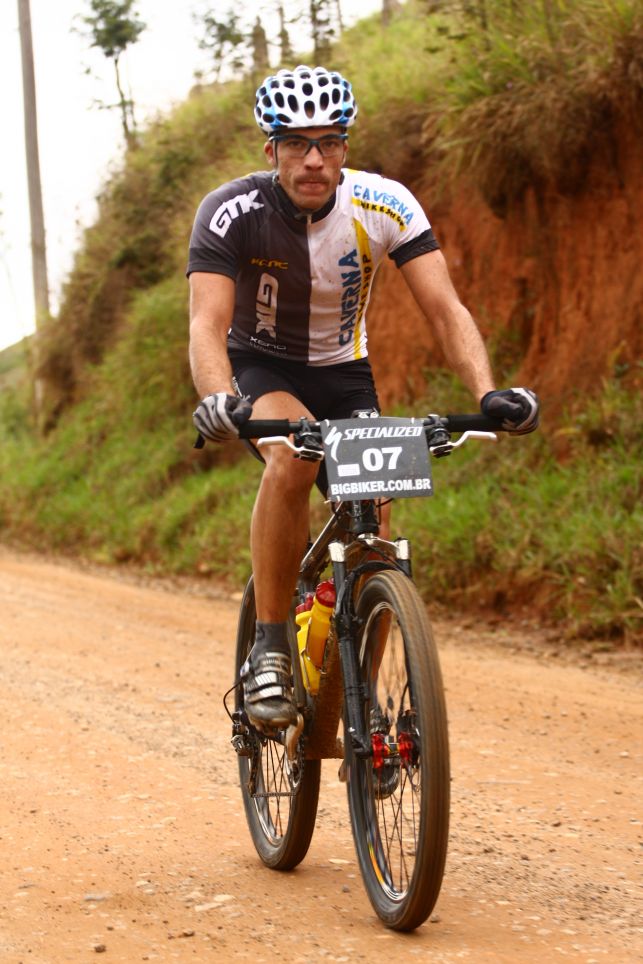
left=329, top=541, right=371, bottom=758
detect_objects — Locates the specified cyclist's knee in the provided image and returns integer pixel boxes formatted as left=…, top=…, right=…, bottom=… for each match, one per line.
left=262, top=447, right=319, bottom=494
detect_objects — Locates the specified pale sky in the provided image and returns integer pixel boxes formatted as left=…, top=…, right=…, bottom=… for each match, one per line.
left=0, top=0, right=383, bottom=352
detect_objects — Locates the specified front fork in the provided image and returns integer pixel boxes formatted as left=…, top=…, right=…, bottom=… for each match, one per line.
left=329, top=537, right=411, bottom=759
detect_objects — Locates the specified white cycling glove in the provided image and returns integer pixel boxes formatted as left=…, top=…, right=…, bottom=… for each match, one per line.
left=193, top=393, right=253, bottom=442
left=480, top=388, right=540, bottom=434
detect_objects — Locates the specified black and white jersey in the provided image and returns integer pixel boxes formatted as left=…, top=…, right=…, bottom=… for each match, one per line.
left=187, top=169, right=439, bottom=366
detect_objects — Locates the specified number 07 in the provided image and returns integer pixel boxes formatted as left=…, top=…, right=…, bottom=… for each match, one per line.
left=362, top=447, right=403, bottom=472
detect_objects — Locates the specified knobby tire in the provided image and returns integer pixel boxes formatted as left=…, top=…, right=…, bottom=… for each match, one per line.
left=346, top=569, right=450, bottom=930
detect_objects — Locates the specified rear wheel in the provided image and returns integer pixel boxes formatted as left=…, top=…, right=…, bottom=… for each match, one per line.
left=346, top=569, right=450, bottom=929
left=234, top=577, right=320, bottom=870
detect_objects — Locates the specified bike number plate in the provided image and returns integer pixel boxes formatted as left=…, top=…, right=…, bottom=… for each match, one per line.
left=321, top=417, right=433, bottom=502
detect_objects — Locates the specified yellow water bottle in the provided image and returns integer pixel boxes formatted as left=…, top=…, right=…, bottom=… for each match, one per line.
left=306, top=579, right=336, bottom=668
left=295, top=580, right=336, bottom=694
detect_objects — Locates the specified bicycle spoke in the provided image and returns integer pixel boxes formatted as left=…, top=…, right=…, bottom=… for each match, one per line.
left=253, top=737, right=295, bottom=841
left=366, top=610, right=419, bottom=897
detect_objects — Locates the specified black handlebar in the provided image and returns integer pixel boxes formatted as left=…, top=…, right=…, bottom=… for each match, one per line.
left=235, top=414, right=505, bottom=439
left=194, top=413, right=506, bottom=449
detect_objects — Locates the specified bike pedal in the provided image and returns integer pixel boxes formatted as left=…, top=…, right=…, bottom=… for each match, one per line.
left=285, top=713, right=304, bottom=761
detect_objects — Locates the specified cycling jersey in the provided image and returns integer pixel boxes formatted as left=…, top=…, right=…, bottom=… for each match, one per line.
left=187, top=168, right=439, bottom=366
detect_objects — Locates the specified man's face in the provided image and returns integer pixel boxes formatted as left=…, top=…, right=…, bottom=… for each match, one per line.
left=264, top=126, right=348, bottom=212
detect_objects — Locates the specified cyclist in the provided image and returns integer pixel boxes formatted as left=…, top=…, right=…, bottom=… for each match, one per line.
left=187, top=65, right=539, bottom=732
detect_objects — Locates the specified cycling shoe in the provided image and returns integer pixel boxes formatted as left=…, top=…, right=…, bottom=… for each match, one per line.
left=240, top=650, right=298, bottom=731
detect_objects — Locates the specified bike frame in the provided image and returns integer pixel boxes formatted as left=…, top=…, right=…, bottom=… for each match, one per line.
left=286, top=495, right=411, bottom=760
left=236, top=413, right=501, bottom=763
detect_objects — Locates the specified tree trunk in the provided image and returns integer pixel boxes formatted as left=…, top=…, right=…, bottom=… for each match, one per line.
left=277, top=4, right=294, bottom=63
left=113, top=53, right=135, bottom=149
left=252, top=17, right=270, bottom=75
left=382, top=0, right=401, bottom=25
left=310, top=0, right=332, bottom=63
left=335, top=0, right=343, bottom=33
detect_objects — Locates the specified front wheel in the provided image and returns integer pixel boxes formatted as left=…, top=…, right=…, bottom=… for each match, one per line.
left=346, top=569, right=450, bottom=930
left=234, top=577, right=320, bottom=870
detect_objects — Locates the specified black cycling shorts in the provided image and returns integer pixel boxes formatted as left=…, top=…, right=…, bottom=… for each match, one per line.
left=229, top=349, right=381, bottom=420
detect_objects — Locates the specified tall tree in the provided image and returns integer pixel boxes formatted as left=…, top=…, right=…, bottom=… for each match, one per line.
left=81, top=0, right=146, bottom=149
left=310, top=0, right=334, bottom=62
left=17, top=0, right=49, bottom=335
left=197, top=7, right=247, bottom=82
left=277, top=4, right=294, bottom=63
left=251, top=16, right=270, bottom=75
left=382, top=0, right=401, bottom=23
left=334, top=0, right=344, bottom=34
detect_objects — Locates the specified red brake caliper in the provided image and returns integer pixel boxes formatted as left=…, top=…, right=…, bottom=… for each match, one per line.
left=398, top=731, right=416, bottom=766
left=371, top=732, right=389, bottom=770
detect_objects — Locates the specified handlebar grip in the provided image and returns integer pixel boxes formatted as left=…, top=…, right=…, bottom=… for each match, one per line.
left=237, top=419, right=295, bottom=440
left=444, top=414, right=505, bottom=433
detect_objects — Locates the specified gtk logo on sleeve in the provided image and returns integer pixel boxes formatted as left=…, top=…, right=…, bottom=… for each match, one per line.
left=209, top=190, right=264, bottom=238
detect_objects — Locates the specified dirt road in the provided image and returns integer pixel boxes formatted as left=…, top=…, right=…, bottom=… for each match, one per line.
left=1, top=548, right=641, bottom=963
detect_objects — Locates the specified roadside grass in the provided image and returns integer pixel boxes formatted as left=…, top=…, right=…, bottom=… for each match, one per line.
left=1, top=349, right=639, bottom=642
left=396, top=430, right=641, bottom=641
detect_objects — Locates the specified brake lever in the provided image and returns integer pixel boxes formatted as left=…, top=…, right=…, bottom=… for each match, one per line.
left=429, top=430, right=497, bottom=457
left=256, top=436, right=325, bottom=462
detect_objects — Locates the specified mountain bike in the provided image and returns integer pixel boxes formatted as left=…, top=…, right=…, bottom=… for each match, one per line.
left=223, top=411, right=503, bottom=931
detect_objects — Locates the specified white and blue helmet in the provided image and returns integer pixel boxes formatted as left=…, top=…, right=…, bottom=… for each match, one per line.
left=254, top=65, right=358, bottom=134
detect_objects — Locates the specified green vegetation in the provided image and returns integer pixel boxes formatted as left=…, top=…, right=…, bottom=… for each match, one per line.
left=393, top=374, right=642, bottom=643
left=2, top=358, right=640, bottom=640
left=436, top=0, right=643, bottom=212
left=1, top=0, right=641, bottom=643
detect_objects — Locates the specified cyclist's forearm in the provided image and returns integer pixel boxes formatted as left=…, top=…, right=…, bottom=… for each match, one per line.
left=189, top=315, right=235, bottom=398
left=432, top=305, right=495, bottom=402
left=400, top=251, right=495, bottom=402
left=188, top=272, right=236, bottom=398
